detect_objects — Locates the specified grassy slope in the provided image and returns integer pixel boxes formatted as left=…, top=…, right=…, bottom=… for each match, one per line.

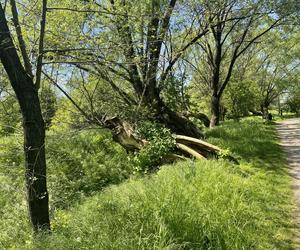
left=1, top=119, right=296, bottom=249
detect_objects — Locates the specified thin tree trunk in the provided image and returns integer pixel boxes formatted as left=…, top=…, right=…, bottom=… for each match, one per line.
left=210, top=95, right=220, bottom=128
left=35, top=0, right=47, bottom=89
left=0, top=4, right=50, bottom=232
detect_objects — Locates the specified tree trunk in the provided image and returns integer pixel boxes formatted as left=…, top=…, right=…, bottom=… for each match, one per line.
left=210, top=95, right=220, bottom=128
left=261, top=103, right=270, bottom=120
left=0, top=5, right=50, bottom=232
left=139, top=81, right=203, bottom=138
left=148, top=92, right=203, bottom=138
left=21, top=86, right=50, bottom=232
left=158, top=106, right=203, bottom=138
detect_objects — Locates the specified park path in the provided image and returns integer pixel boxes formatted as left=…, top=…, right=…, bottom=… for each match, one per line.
left=277, top=118, right=300, bottom=247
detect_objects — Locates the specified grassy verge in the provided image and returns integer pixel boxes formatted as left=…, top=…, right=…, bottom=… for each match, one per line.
left=1, top=118, right=296, bottom=249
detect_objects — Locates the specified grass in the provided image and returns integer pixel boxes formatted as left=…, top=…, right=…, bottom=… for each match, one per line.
left=0, top=118, right=296, bottom=249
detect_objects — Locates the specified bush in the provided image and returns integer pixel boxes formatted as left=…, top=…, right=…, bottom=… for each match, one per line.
left=132, top=122, right=176, bottom=172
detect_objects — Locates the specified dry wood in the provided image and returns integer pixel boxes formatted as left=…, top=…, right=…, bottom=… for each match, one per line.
left=176, top=143, right=206, bottom=160
left=175, top=135, right=221, bottom=152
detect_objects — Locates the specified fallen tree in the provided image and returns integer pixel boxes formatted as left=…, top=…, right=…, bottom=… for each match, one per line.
left=44, top=71, right=238, bottom=165
left=98, top=116, right=239, bottom=164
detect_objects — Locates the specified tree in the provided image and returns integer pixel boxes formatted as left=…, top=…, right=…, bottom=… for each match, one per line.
left=193, top=0, right=297, bottom=127
left=249, top=31, right=300, bottom=120
left=0, top=1, right=50, bottom=231
left=287, top=83, right=300, bottom=115
left=42, top=0, right=233, bottom=138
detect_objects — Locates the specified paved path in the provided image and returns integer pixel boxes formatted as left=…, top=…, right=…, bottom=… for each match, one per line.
left=277, top=118, right=300, bottom=247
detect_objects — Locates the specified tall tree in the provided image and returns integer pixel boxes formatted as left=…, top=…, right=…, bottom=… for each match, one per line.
left=43, top=0, right=226, bottom=138
left=250, top=31, right=300, bottom=119
left=0, top=2, right=50, bottom=231
left=194, top=0, right=297, bottom=127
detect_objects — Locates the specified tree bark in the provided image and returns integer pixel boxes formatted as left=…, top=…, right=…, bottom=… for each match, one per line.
left=0, top=4, right=50, bottom=232
left=261, top=103, right=270, bottom=120
left=146, top=90, right=203, bottom=138
left=158, top=106, right=203, bottom=138
left=210, top=95, right=220, bottom=128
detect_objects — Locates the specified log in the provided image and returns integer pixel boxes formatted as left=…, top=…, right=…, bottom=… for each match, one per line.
left=97, top=117, right=238, bottom=164
left=162, top=153, right=188, bottom=164
left=175, top=135, right=239, bottom=164
left=103, top=116, right=146, bottom=151
left=175, top=135, right=221, bottom=153
left=176, top=143, right=206, bottom=160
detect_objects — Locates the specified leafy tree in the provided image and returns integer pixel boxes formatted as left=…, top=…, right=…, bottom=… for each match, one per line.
left=286, top=77, right=300, bottom=115
left=42, top=0, right=242, bottom=138
left=224, top=79, right=257, bottom=121
left=192, top=0, right=298, bottom=127
left=248, top=31, right=300, bottom=120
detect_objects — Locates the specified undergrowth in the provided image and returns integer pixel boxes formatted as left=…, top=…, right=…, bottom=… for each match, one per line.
left=0, top=118, right=296, bottom=249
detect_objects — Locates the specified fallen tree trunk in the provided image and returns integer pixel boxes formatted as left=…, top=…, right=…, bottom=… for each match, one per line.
left=45, top=68, right=236, bottom=164
left=182, top=111, right=210, bottom=128
left=176, top=143, right=206, bottom=160
left=176, top=135, right=221, bottom=153
left=102, top=118, right=239, bottom=164
left=45, top=74, right=236, bottom=164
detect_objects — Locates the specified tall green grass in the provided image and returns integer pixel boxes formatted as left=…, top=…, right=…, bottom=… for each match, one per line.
left=0, top=119, right=296, bottom=249
left=25, top=159, right=293, bottom=250
left=0, top=129, right=134, bottom=248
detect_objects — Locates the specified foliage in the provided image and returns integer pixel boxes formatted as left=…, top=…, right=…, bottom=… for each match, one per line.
left=39, top=84, right=57, bottom=128
left=133, top=122, right=176, bottom=172
left=224, top=78, right=257, bottom=120
left=287, top=79, right=300, bottom=115
left=0, top=95, right=22, bottom=135
left=247, top=30, right=300, bottom=114
left=161, top=75, right=189, bottom=112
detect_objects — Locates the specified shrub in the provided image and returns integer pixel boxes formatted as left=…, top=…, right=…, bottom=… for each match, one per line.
left=132, top=122, right=176, bottom=172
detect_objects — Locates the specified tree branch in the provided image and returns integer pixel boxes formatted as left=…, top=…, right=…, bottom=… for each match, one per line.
left=10, top=0, right=33, bottom=77
left=35, top=0, right=47, bottom=90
